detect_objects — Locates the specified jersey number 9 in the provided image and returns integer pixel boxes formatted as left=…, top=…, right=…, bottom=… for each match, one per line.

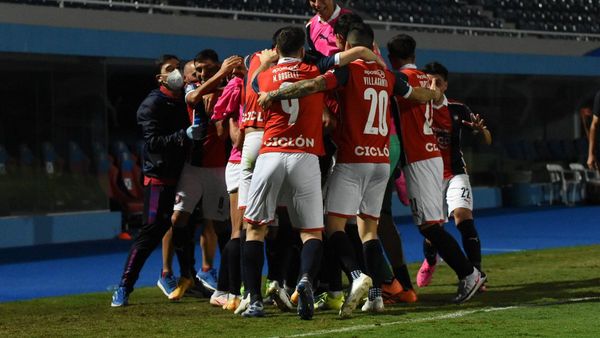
left=280, top=82, right=299, bottom=125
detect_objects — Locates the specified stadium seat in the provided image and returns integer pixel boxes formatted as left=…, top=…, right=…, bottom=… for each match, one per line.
left=96, top=151, right=143, bottom=231
left=546, top=163, right=579, bottom=205
left=41, top=142, right=65, bottom=177
left=68, top=141, right=90, bottom=175
left=569, top=162, right=600, bottom=201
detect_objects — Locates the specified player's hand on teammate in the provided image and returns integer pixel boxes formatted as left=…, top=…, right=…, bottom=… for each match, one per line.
left=257, top=91, right=273, bottom=110
left=462, top=113, right=487, bottom=133
left=259, top=49, right=279, bottom=65
left=322, top=106, right=337, bottom=131
left=375, top=56, right=387, bottom=70
left=220, top=55, right=244, bottom=74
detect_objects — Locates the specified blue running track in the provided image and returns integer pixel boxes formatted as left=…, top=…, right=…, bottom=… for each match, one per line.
left=1, top=206, right=599, bottom=302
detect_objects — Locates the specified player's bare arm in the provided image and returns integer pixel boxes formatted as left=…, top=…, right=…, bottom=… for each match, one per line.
left=186, top=55, right=243, bottom=105
left=408, top=87, right=442, bottom=103
left=257, top=76, right=327, bottom=109
left=338, top=46, right=386, bottom=69
left=463, top=113, right=492, bottom=145
left=587, top=115, right=599, bottom=169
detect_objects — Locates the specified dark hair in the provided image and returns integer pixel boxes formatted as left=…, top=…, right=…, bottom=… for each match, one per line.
left=387, top=34, right=416, bottom=61
left=276, top=26, right=306, bottom=56
left=194, top=49, right=219, bottom=63
left=346, top=22, right=374, bottom=48
left=154, top=54, right=179, bottom=74
left=422, top=61, right=449, bottom=82
left=271, top=27, right=286, bottom=49
left=333, top=13, right=364, bottom=38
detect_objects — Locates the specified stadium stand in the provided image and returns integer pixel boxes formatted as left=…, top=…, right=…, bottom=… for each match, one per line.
left=2, top=0, right=598, bottom=36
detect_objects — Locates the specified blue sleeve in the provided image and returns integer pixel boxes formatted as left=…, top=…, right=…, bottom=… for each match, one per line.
left=252, top=75, right=260, bottom=94
left=316, top=55, right=337, bottom=74
left=392, top=71, right=411, bottom=97
left=331, top=66, right=350, bottom=87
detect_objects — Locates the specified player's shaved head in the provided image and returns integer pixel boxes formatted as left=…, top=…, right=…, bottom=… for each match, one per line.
left=276, top=26, right=306, bottom=57
left=333, top=13, right=364, bottom=38
left=346, top=22, right=374, bottom=49
left=387, top=34, right=416, bottom=61
left=422, top=61, right=449, bottom=82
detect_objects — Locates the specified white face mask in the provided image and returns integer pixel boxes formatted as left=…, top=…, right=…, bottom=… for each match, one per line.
left=165, top=69, right=184, bottom=91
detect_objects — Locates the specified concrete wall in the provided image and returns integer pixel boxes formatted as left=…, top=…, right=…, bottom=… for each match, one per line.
left=0, top=211, right=121, bottom=248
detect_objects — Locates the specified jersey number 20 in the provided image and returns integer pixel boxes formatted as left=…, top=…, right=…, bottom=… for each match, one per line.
left=363, top=88, right=389, bottom=136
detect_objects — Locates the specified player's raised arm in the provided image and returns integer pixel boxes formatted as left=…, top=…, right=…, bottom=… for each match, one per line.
left=249, top=49, right=279, bottom=93
left=186, top=55, right=243, bottom=106
left=337, top=46, right=386, bottom=69
left=463, top=113, right=492, bottom=145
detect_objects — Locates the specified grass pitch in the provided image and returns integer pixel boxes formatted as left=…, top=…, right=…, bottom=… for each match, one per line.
left=1, top=245, right=599, bottom=337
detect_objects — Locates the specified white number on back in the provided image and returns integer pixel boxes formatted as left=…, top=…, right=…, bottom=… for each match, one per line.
left=363, top=88, right=389, bottom=136
left=280, top=82, right=299, bottom=125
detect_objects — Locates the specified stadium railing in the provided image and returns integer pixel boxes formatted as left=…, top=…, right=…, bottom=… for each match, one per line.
left=9, top=0, right=600, bottom=41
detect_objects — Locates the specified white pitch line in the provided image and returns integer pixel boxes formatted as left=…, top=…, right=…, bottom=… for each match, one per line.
left=481, top=248, right=523, bottom=252
left=273, top=297, right=600, bottom=338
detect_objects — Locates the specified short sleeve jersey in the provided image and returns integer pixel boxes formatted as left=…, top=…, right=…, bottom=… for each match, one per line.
left=255, top=56, right=338, bottom=156
left=395, top=64, right=441, bottom=165
left=323, top=60, right=412, bottom=163
left=306, top=5, right=352, bottom=57
left=241, top=52, right=267, bottom=129
left=432, top=96, right=470, bottom=179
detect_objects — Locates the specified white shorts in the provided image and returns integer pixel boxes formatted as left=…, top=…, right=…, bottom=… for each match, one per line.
left=238, top=130, right=264, bottom=209
left=325, top=162, right=390, bottom=220
left=174, top=164, right=229, bottom=221
left=403, top=157, right=445, bottom=226
left=225, top=162, right=242, bottom=193
left=443, top=174, right=473, bottom=219
left=244, top=152, right=323, bottom=231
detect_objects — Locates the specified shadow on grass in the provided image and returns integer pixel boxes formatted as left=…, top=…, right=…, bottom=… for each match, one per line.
left=382, top=277, right=600, bottom=316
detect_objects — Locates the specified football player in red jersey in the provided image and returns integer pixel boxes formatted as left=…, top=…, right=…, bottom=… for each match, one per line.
left=387, top=34, right=486, bottom=303
left=239, top=26, right=384, bottom=320
left=418, top=61, right=492, bottom=291
left=257, top=23, right=440, bottom=316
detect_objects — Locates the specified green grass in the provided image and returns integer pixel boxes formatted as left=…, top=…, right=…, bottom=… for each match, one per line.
left=1, top=245, right=599, bottom=337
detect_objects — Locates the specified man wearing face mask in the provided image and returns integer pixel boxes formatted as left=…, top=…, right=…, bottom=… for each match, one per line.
left=111, top=54, right=202, bottom=307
